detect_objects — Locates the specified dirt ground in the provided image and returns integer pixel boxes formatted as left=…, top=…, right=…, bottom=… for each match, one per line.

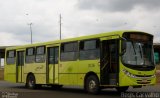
left=156, top=65, right=160, bottom=84
left=0, top=68, right=4, bottom=80
left=156, top=70, right=160, bottom=84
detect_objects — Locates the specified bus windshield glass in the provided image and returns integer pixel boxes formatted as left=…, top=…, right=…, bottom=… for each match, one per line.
left=122, top=32, right=154, bottom=67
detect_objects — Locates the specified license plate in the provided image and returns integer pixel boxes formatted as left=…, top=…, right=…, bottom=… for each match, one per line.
left=141, top=79, right=148, bottom=82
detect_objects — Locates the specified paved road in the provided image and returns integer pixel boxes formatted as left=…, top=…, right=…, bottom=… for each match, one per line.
left=0, top=81, right=160, bottom=98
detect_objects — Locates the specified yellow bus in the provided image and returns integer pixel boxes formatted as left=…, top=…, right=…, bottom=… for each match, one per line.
left=4, top=30, right=156, bottom=94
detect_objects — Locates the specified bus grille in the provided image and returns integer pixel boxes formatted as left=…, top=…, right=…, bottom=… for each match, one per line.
left=137, top=80, right=151, bottom=84
left=135, top=75, right=152, bottom=77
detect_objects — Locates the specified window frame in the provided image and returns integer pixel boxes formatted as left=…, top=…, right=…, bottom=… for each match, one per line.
left=25, top=47, right=35, bottom=63
left=26, top=47, right=35, bottom=56
left=36, top=46, right=45, bottom=55
left=80, top=39, right=100, bottom=51
left=79, top=39, right=100, bottom=60
left=6, top=50, right=16, bottom=65
left=48, top=47, right=59, bottom=64
left=35, top=46, right=46, bottom=63
left=60, top=41, right=78, bottom=61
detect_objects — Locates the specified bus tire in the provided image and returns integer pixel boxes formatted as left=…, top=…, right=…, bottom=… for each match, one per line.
left=85, top=75, right=100, bottom=94
left=26, top=74, right=36, bottom=89
left=116, top=86, right=129, bottom=92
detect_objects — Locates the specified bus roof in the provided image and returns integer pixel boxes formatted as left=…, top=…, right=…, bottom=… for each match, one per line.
left=6, top=30, right=153, bottom=50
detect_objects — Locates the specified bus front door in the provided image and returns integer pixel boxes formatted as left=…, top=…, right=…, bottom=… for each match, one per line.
left=47, top=46, right=59, bottom=84
left=16, top=51, right=24, bottom=83
left=100, top=39, right=119, bottom=85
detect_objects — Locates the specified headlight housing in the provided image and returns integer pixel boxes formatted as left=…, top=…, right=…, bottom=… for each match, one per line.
left=122, top=69, right=155, bottom=79
left=122, top=69, right=136, bottom=78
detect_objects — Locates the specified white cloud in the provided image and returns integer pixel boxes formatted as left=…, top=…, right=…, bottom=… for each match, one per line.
left=0, top=32, right=26, bottom=46
left=78, top=0, right=160, bottom=12
left=0, top=0, right=160, bottom=46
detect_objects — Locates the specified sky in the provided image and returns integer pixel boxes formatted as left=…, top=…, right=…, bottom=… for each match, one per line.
left=0, top=0, right=160, bottom=46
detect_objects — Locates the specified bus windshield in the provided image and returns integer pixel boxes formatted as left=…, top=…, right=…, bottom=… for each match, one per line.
left=122, top=41, right=154, bottom=66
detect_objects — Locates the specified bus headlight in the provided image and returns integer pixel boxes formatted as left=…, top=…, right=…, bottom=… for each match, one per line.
left=122, top=69, right=136, bottom=78
left=151, top=74, right=156, bottom=78
left=122, top=69, right=155, bottom=79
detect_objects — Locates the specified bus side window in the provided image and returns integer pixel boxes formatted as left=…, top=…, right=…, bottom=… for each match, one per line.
left=79, top=39, right=100, bottom=60
left=48, top=47, right=59, bottom=64
left=35, top=46, right=46, bottom=63
left=6, top=50, right=16, bottom=65
left=26, top=47, right=35, bottom=63
left=60, top=42, right=78, bottom=61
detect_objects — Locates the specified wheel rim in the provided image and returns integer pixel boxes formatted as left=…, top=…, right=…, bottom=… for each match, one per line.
left=89, top=80, right=96, bottom=91
left=28, top=80, right=34, bottom=88
left=27, top=76, right=35, bottom=88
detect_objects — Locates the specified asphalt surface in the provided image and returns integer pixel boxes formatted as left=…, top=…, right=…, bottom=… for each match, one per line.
left=0, top=81, right=160, bottom=98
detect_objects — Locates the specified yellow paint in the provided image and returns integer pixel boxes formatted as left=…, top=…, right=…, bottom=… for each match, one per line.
left=17, top=66, right=24, bottom=82
left=55, top=63, right=59, bottom=83
left=48, top=64, right=54, bottom=83
left=48, top=63, right=59, bottom=84
left=119, top=63, right=156, bottom=86
left=4, top=64, right=16, bottom=82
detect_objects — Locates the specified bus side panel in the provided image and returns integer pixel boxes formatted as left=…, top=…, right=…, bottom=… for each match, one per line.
left=78, top=60, right=100, bottom=73
left=17, top=66, right=24, bottom=83
left=77, top=74, right=85, bottom=86
left=77, top=60, right=100, bottom=86
left=59, top=74, right=69, bottom=85
left=59, top=60, right=100, bottom=86
left=4, top=64, right=16, bottom=83
left=34, top=74, right=46, bottom=84
left=24, top=63, right=46, bottom=84
left=59, top=61, right=78, bottom=85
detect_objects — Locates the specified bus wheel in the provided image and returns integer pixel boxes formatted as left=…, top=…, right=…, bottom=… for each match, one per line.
left=26, top=74, right=36, bottom=89
left=116, top=86, right=129, bottom=92
left=85, top=75, right=100, bottom=94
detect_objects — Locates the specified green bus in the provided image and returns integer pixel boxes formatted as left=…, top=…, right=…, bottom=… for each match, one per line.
left=4, top=30, right=156, bottom=94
